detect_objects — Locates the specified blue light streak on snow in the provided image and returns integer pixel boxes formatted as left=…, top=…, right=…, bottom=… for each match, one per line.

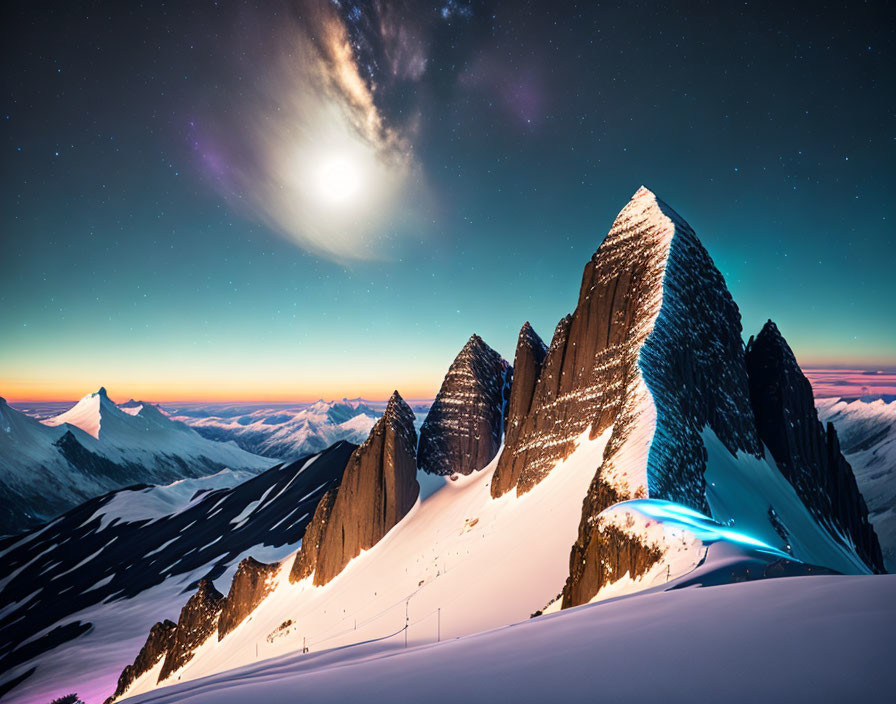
left=616, top=499, right=793, bottom=559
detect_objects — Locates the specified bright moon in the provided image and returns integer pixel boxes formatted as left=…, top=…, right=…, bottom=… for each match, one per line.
left=312, top=154, right=365, bottom=208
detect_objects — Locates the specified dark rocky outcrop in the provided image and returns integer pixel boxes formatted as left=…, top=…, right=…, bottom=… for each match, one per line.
left=294, top=392, right=420, bottom=586
left=158, top=579, right=224, bottom=681
left=106, top=619, right=176, bottom=702
left=492, top=323, right=547, bottom=498
left=107, top=557, right=280, bottom=699
left=745, top=320, right=885, bottom=573
left=289, top=488, right=338, bottom=584
left=217, top=557, right=279, bottom=640
left=418, top=335, right=512, bottom=476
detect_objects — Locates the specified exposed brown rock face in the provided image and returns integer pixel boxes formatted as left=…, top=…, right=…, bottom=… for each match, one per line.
left=745, top=320, right=885, bottom=573
left=288, top=488, right=337, bottom=584
left=217, top=557, right=278, bottom=640
left=561, top=189, right=766, bottom=605
left=562, top=524, right=664, bottom=608
left=158, top=579, right=224, bottom=682
left=106, top=619, right=176, bottom=702
left=294, top=392, right=419, bottom=586
left=492, top=323, right=547, bottom=498
left=418, top=335, right=512, bottom=476
left=483, top=187, right=763, bottom=607
left=495, top=194, right=670, bottom=498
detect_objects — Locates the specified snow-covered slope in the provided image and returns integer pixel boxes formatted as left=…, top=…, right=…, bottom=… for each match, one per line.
left=817, top=397, right=896, bottom=570
left=0, top=443, right=355, bottom=704
left=116, top=428, right=612, bottom=699
left=119, top=573, right=896, bottom=704
left=0, top=390, right=273, bottom=534
left=114, top=429, right=863, bottom=702
left=165, top=398, right=430, bottom=461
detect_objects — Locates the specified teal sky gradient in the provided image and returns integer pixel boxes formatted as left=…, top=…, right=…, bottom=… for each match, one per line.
left=2, top=2, right=893, bottom=401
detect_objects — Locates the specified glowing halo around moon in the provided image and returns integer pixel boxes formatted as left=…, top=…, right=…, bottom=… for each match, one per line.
left=199, top=9, right=426, bottom=262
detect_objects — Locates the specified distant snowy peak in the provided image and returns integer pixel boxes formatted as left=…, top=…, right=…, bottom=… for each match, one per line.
left=324, top=398, right=380, bottom=425
left=43, top=386, right=116, bottom=438
left=0, top=389, right=273, bottom=534
left=170, top=398, right=387, bottom=461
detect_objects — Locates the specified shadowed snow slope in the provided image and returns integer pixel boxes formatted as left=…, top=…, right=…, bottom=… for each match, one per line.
left=116, top=428, right=612, bottom=699
left=122, top=574, right=896, bottom=704
left=0, top=443, right=355, bottom=704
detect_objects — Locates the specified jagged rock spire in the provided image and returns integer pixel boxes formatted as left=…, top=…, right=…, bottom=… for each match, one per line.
left=107, top=619, right=178, bottom=702
left=418, top=334, right=512, bottom=476
left=291, top=390, right=420, bottom=586
left=745, top=319, right=884, bottom=573
left=492, top=322, right=547, bottom=498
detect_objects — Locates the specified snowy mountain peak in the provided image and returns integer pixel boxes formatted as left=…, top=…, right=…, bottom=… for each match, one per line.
left=633, top=184, right=652, bottom=197
left=43, top=387, right=120, bottom=438
left=11, top=189, right=890, bottom=704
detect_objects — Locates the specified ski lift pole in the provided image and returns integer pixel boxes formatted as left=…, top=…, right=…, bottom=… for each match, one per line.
left=404, top=596, right=409, bottom=648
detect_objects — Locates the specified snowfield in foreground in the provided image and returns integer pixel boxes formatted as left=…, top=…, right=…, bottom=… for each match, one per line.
left=122, top=574, right=896, bottom=704
left=119, top=428, right=613, bottom=699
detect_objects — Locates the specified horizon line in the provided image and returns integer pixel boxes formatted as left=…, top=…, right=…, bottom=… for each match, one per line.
left=5, top=366, right=896, bottom=405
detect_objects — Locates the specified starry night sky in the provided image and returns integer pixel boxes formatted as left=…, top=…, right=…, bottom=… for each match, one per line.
left=2, top=1, right=894, bottom=401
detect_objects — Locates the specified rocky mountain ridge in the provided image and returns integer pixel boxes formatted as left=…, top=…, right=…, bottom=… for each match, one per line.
left=746, top=321, right=884, bottom=572
left=0, top=442, right=355, bottom=702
